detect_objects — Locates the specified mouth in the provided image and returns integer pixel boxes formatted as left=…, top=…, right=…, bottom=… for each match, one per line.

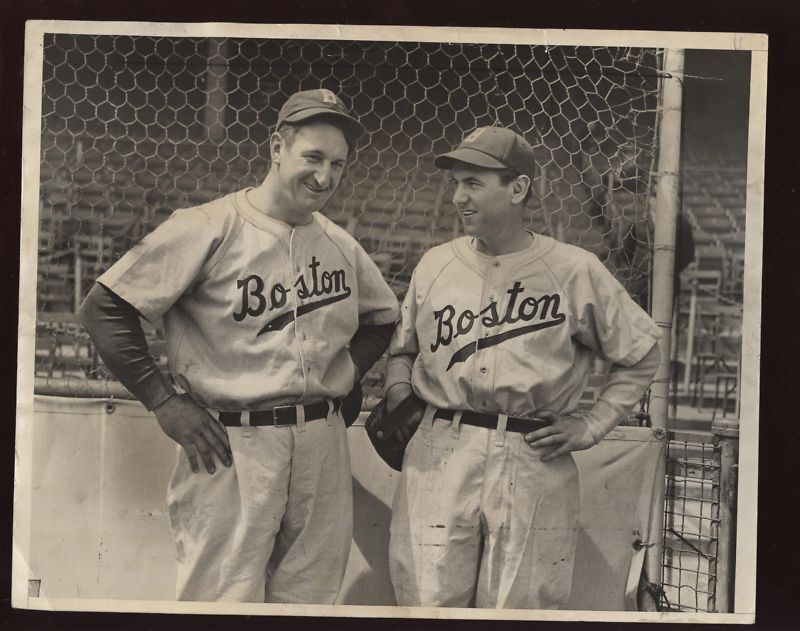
left=304, top=182, right=327, bottom=195
left=460, top=209, right=477, bottom=218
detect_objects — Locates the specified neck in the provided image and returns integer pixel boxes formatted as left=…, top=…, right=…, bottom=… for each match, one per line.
left=475, top=226, right=533, bottom=256
left=247, top=172, right=313, bottom=227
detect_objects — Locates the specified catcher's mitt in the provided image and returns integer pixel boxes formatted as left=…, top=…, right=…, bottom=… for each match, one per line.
left=364, top=391, right=426, bottom=471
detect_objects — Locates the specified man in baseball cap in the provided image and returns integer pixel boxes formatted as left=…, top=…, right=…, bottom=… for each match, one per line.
left=79, top=87, right=399, bottom=603
left=383, top=125, right=661, bottom=608
left=433, top=125, right=536, bottom=181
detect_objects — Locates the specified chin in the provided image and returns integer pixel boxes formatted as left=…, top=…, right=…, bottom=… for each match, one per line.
left=460, top=223, right=478, bottom=236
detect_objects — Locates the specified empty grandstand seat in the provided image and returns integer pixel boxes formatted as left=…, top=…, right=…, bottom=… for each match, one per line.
left=692, top=205, right=726, bottom=218
left=688, top=304, right=742, bottom=415
left=720, top=231, right=745, bottom=255
left=695, top=245, right=727, bottom=275
left=696, top=215, right=733, bottom=234
left=723, top=252, right=745, bottom=301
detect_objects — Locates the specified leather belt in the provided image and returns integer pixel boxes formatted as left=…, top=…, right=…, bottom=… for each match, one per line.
left=218, top=399, right=341, bottom=427
left=433, top=409, right=550, bottom=434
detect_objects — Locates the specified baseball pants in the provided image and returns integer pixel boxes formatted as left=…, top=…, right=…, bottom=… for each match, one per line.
left=389, top=407, right=580, bottom=609
left=166, top=406, right=353, bottom=603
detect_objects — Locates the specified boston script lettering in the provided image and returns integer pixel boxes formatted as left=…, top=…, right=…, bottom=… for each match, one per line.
left=232, top=255, right=351, bottom=335
left=430, top=281, right=567, bottom=370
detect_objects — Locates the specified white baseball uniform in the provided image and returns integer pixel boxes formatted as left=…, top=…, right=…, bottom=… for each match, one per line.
left=386, top=233, right=660, bottom=608
left=98, top=188, right=399, bottom=602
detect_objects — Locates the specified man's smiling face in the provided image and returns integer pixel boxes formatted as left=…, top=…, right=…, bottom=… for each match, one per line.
left=273, top=119, right=349, bottom=218
left=449, top=163, right=516, bottom=240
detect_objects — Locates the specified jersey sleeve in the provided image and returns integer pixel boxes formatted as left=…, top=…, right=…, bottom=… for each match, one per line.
left=570, top=255, right=661, bottom=366
left=387, top=270, right=421, bottom=358
left=353, top=245, right=400, bottom=326
left=385, top=269, right=421, bottom=388
left=96, top=206, right=222, bottom=322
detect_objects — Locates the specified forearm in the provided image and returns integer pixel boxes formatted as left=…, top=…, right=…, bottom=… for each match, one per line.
left=348, top=322, right=395, bottom=383
left=581, top=342, right=661, bottom=443
left=384, top=353, right=415, bottom=394
left=78, top=283, right=176, bottom=411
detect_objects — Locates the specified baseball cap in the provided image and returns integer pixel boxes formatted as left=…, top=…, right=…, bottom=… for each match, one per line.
left=434, top=126, right=536, bottom=181
left=277, top=88, right=364, bottom=145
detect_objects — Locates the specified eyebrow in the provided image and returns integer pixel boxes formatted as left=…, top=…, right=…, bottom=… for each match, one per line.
left=450, top=175, right=483, bottom=184
left=303, top=149, right=347, bottom=164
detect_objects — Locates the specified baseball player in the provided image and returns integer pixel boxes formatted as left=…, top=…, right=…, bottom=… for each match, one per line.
left=384, top=126, right=661, bottom=609
left=78, top=89, right=400, bottom=603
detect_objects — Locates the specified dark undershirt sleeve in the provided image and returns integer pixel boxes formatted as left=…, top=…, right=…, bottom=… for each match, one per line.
left=77, top=282, right=176, bottom=411
left=348, top=322, right=396, bottom=383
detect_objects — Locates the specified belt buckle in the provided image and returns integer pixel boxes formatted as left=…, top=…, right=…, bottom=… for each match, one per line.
left=270, top=404, right=296, bottom=426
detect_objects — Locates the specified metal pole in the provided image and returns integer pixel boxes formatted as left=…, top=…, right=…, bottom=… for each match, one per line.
left=205, top=38, right=228, bottom=143
left=640, top=48, right=685, bottom=611
left=34, top=376, right=135, bottom=400
left=711, top=417, right=739, bottom=612
left=73, top=244, right=82, bottom=314
left=683, top=281, right=697, bottom=394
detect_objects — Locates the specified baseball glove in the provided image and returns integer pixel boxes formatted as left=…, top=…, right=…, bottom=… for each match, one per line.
left=364, top=391, right=426, bottom=471
left=340, top=381, right=364, bottom=428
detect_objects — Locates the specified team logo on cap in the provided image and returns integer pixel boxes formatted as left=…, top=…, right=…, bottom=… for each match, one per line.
left=320, top=89, right=338, bottom=105
left=464, top=128, right=487, bottom=143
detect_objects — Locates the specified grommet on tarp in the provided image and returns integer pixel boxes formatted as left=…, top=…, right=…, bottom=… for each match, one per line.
left=105, top=396, right=116, bottom=415
left=632, top=538, right=656, bottom=551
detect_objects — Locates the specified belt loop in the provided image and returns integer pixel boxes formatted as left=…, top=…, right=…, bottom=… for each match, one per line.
left=494, top=413, right=508, bottom=447
left=240, top=410, right=253, bottom=439
left=296, top=403, right=306, bottom=433
left=325, top=400, right=334, bottom=426
left=451, top=410, right=463, bottom=438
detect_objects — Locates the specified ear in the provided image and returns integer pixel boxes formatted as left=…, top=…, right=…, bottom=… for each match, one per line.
left=510, top=174, right=531, bottom=204
left=269, top=132, right=283, bottom=165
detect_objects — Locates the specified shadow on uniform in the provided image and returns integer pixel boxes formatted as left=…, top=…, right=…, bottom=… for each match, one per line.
left=341, top=477, right=396, bottom=605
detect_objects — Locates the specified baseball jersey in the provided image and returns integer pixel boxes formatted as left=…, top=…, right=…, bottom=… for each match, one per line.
left=98, top=188, right=399, bottom=411
left=388, top=233, right=660, bottom=420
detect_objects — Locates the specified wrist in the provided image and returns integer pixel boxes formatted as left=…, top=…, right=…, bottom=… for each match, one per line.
left=386, top=381, right=412, bottom=396
left=385, top=354, right=415, bottom=387
left=583, top=399, right=623, bottom=443
left=151, top=391, right=178, bottom=413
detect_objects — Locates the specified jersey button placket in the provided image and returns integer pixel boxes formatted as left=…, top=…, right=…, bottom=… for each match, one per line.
left=289, top=232, right=308, bottom=396
left=473, top=272, right=493, bottom=410
left=482, top=260, right=501, bottom=411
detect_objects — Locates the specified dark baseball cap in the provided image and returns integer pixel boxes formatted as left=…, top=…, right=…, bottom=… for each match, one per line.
left=277, top=89, right=364, bottom=145
left=434, top=126, right=536, bottom=181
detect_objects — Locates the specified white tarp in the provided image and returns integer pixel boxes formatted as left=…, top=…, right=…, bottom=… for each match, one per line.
left=24, top=396, right=663, bottom=610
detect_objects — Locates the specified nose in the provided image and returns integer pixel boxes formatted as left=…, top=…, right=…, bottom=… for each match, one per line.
left=313, top=164, right=333, bottom=189
left=452, top=184, right=468, bottom=206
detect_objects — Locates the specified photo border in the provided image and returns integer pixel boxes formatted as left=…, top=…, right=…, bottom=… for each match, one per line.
left=14, top=20, right=767, bottom=624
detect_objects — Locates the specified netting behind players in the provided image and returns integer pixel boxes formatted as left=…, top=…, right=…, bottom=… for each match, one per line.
left=38, top=35, right=662, bottom=309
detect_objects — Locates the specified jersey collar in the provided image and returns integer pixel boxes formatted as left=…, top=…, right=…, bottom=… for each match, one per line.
left=234, top=188, right=323, bottom=238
